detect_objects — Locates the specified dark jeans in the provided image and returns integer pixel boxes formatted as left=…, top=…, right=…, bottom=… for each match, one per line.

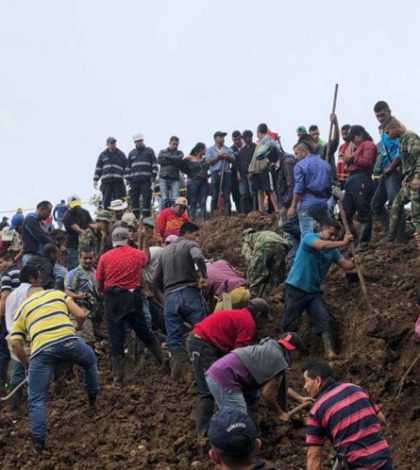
left=230, top=170, right=241, bottom=212
left=186, top=334, right=220, bottom=401
left=104, top=289, right=157, bottom=358
left=130, top=178, right=152, bottom=217
left=210, top=172, right=231, bottom=214
left=187, top=179, right=208, bottom=221
left=101, top=179, right=126, bottom=210
left=0, top=317, right=10, bottom=390
left=163, top=287, right=207, bottom=348
left=238, top=178, right=254, bottom=214
left=298, top=205, right=331, bottom=236
left=282, top=284, right=331, bottom=335
left=280, top=216, right=301, bottom=266
left=343, top=173, right=374, bottom=225
left=28, top=337, right=99, bottom=440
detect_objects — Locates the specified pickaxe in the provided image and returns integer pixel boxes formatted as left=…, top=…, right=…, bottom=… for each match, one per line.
left=332, top=186, right=369, bottom=300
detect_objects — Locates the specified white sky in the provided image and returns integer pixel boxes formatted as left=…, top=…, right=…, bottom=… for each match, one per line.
left=1, top=0, right=420, bottom=212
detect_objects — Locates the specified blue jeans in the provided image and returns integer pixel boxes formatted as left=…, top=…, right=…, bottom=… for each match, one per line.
left=371, top=171, right=402, bottom=217
left=210, top=172, right=231, bottom=214
left=28, top=337, right=99, bottom=440
left=160, top=178, right=180, bottom=210
left=164, top=287, right=207, bottom=348
left=205, top=376, right=260, bottom=414
left=67, top=247, right=79, bottom=270
left=0, top=318, right=10, bottom=389
left=280, top=216, right=301, bottom=266
left=187, top=179, right=208, bottom=221
left=298, top=206, right=331, bottom=236
left=11, top=359, right=26, bottom=389
left=238, top=178, right=254, bottom=214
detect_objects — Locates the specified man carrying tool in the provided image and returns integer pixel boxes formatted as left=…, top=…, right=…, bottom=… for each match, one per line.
left=154, top=222, right=208, bottom=380
left=383, top=118, right=420, bottom=243
left=9, top=285, right=99, bottom=455
left=205, top=333, right=312, bottom=422
left=96, top=227, right=163, bottom=385
left=204, top=259, right=250, bottom=312
left=205, top=131, right=235, bottom=216
left=282, top=220, right=354, bottom=360
left=303, top=360, right=393, bottom=470
left=186, top=298, right=270, bottom=435
left=241, top=228, right=290, bottom=297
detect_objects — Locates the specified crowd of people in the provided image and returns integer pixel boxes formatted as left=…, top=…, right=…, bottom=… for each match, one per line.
left=0, top=99, right=419, bottom=469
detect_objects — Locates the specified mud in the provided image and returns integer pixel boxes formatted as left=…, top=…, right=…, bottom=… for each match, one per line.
left=0, top=214, right=419, bottom=469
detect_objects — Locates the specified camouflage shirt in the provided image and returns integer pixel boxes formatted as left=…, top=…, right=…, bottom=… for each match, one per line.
left=400, top=130, right=420, bottom=180
left=79, top=227, right=103, bottom=260
left=242, top=230, right=290, bottom=262
left=65, top=266, right=99, bottom=311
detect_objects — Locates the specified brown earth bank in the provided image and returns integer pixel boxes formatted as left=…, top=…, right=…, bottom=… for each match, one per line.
left=1, top=213, right=419, bottom=469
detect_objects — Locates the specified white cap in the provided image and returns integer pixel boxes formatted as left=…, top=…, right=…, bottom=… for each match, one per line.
left=133, top=133, right=144, bottom=142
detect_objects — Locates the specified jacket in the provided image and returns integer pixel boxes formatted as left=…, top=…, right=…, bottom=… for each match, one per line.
left=276, top=152, right=296, bottom=208
left=237, top=143, right=257, bottom=178
left=126, top=146, right=158, bottom=181
left=22, top=213, right=55, bottom=255
left=93, top=149, right=127, bottom=183
left=158, top=148, right=184, bottom=180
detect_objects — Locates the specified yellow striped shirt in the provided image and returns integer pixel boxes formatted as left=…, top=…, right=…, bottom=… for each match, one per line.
left=10, top=289, right=76, bottom=357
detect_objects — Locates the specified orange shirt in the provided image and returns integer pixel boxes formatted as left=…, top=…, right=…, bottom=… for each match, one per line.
left=154, top=208, right=190, bottom=241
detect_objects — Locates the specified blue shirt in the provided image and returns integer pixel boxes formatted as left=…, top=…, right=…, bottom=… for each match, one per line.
left=379, top=132, right=400, bottom=171
left=293, top=154, right=332, bottom=210
left=205, top=145, right=233, bottom=173
left=286, top=233, right=342, bottom=293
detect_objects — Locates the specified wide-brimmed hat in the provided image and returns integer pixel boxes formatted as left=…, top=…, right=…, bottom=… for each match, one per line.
left=108, top=199, right=128, bottom=211
left=96, top=210, right=113, bottom=223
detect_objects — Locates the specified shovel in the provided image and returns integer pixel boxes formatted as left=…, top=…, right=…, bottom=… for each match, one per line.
left=0, top=377, right=28, bottom=402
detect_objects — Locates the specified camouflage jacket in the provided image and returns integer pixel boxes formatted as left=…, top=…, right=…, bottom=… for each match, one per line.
left=400, top=130, right=420, bottom=181
left=79, top=227, right=102, bottom=260
left=65, top=266, right=99, bottom=311
left=241, top=230, right=290, bottom=262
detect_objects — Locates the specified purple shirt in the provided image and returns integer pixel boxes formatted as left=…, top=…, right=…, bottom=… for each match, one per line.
left=204, top=260, right=247, bottom=301
left=293, top=154, right=332, bottom=210
left=206, top=352, right=255, bottom=392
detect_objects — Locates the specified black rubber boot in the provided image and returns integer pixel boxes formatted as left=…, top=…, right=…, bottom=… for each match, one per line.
left=147, top=334, right=164, bottom=366
left=377, top=212, right=390, bottom=235
left=196, top=399, right=214, bottom=436
left=10, top=387, right=23, bottom=412
left=87, top=393, right=97, bottom=417
left=356, top=222, right=372, bottom=252
left=321, top=332, right=338, bottom=360
left=169, top=348, right=183, bottom=381
left=31, top=438, right=45, bottom=456
left=111, top=356, right=125, bottom=386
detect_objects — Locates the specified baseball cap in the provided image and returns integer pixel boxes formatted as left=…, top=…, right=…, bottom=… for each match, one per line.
left=1, top=227, right=15, bottom=242
left=2, top=216, right=9, bottom=222
left=106, top=136, right=117, bottom=144
left=232, top=130, right=242, bottom=139
left=68, top=195, right=82, bottom=209
left=174, top=197, right=188, bottom=207
left=121, top=212, right=138, bottom=228
left=208, top=407, right=258, bottom=456
left=112, top=227, right=129, bottom=247
left=214, top=131, right=227, bottom=139
left=96, top=210, right=113, bottom=223
left=296, top=126, right=307, bottom=133
left=278, top=332, right=307, bottom=353
left=133, top=132, right=144, bottom=142
left=248, top=298, right=270, bottom=316
left=142, top=217, right=155, bottom=229
left=165, top=234, right=178, bottom=244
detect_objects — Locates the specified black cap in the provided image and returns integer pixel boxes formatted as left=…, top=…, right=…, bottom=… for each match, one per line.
left=232, top=130, right=242, bottom=139
left=106, top=136, right=117, bottom=144
left=214, top=131, right=227, bottom=139
left=242, top=129, right=253, bottom=138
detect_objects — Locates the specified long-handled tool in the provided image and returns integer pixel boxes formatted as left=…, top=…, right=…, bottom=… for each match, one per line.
left=287, top=400, right=313, bottom=419
left=217, top=166, right=225, bottom=216
left=0, top=377, right=28, bottom=402
left=332, top=186, right=369, bottom=300
left=325, top=83, right=339, bottom=161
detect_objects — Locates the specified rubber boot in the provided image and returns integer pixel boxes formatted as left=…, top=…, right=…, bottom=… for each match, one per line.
left=168, top=348, right=183, bottom=381
left=377, top=212, right=390, bottom=235
left=31, top=438, right=45, bottom=456
left=356, top=222, right=372, bottom=252
left=86, top=393, right=97, bottom=417
left=321, top=332, right=338, bottom=360
left=147, top=334, right=164, bottom=366
left=196, top=399, right=214, bottom=436
left=111, top=356, right=125, bottom=386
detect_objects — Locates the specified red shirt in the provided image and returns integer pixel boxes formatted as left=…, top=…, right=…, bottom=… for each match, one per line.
left=154, top=208, right=189, bottom=241
left=346, top=141, right=377, bottom=174
left=96, top=244, right=148, bottom=290
left=193, top=308, right=256, bottom=354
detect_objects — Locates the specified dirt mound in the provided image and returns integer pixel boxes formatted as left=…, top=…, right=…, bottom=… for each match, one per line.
left=0, top=215, right=419, bottom=469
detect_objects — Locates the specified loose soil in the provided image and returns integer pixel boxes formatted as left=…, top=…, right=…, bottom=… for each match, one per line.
left=1, top=213, right=419, bottom=469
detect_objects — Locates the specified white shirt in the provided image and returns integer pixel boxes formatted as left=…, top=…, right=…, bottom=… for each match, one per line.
left=5, top=283, right=31, bottom=332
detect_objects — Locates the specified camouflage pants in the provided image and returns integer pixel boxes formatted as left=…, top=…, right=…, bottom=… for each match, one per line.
left=389, top=183, right=420, bottom=237
left=247, top=243, right=287, bottom=295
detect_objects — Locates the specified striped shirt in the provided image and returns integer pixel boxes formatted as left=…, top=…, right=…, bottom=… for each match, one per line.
left=10, top=289, right=77, bottom=358
left=1, top=264, right=21, bottom=292
left=306, top=380, right=391, bottom=469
